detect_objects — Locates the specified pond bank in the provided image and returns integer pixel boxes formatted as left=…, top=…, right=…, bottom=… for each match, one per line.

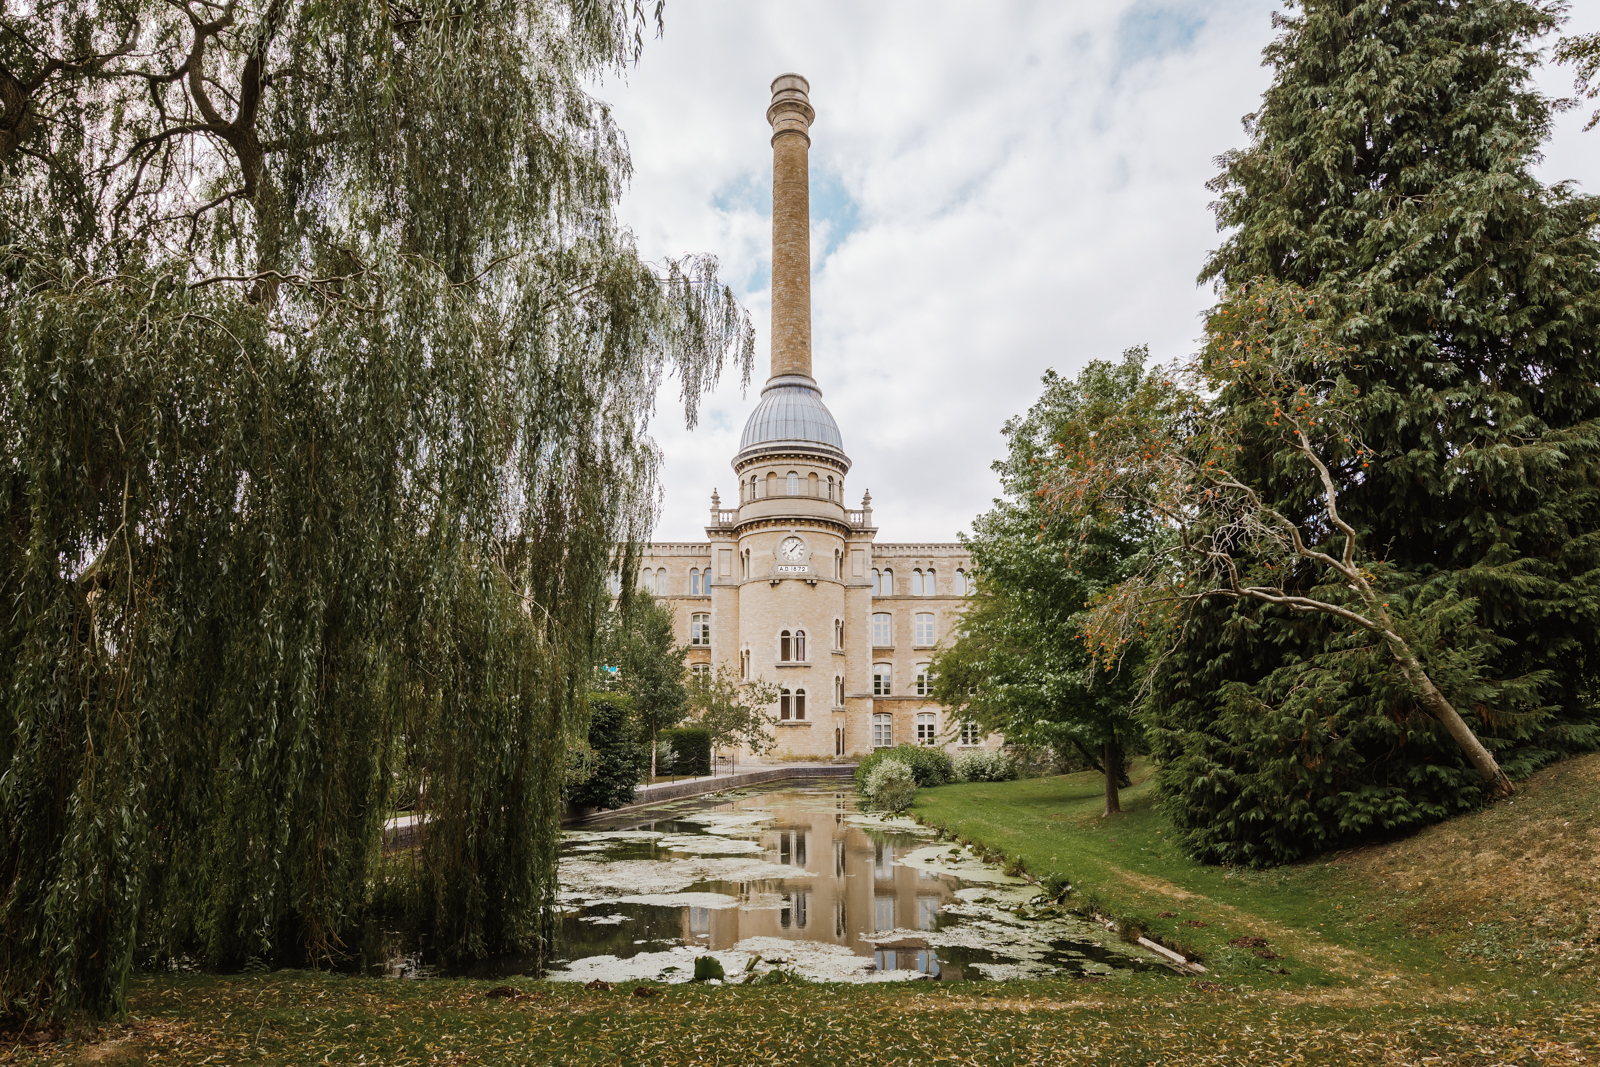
left=563, top=762, right=855, bottom=825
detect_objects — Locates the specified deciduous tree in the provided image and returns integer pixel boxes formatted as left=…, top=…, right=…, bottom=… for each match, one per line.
left=687, top=667, right=780, bottom=761
left=932, top=352, right=1153, bottom=816
left=1, top=0, right=751, bottom=1017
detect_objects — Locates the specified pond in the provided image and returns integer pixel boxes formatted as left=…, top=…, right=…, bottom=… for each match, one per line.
left=544, top=780, right=1169, bottom=983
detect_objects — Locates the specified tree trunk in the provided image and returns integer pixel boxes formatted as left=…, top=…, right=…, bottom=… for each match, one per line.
left=650, top=724, right=657, bottom=783
left=1386, top=636, right=1513, bottom=799
left=1103, top=740, right=1122, bottom=816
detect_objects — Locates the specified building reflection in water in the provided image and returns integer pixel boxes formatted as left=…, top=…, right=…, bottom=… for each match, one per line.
left=673, top=792, right=960, bottom=978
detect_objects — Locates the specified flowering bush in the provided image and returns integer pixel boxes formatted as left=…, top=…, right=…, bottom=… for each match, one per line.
left=861, top=759, right=919, bottom=812
left=954, top=750, right=1017, bottom=783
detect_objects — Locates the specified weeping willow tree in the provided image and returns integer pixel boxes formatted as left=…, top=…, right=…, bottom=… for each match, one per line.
left=0, top=0, right=753, bottom=1019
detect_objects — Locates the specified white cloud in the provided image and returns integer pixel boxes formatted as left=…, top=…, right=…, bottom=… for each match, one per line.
left=599, top=0, right=1600, bottom=543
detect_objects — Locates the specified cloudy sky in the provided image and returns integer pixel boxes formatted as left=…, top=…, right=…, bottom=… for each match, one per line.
left=597, top=1, right=1600, bottom=544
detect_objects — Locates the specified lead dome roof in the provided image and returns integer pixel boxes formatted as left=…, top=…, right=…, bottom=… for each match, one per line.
left=737, top=376, right=846, bottom=460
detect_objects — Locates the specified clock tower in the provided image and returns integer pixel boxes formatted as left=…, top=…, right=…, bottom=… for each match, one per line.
left=633, top=75, right=982, bottom=762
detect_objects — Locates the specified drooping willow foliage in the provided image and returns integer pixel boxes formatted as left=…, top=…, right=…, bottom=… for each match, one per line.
left=0, top=0, right=753, bottom=1018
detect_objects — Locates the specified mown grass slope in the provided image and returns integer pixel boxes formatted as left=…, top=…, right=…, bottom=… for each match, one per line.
left=912, top=754, right=1600, bottom=989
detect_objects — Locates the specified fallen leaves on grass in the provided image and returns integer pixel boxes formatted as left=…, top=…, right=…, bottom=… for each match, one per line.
left=1229, top=936, right=1270, bottom=947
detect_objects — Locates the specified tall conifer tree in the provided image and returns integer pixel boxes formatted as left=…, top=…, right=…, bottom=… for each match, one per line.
left=1150, top=0, right=1600, bottom=864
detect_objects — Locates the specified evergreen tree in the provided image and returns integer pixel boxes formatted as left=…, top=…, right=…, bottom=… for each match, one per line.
left=566, top=694, right=650, bottom=811
left=932, top=352, right=1154, bottom=816
left=1, top=1, right=751, bottom=1016
left=1152, top=0, right=1600, bottom=864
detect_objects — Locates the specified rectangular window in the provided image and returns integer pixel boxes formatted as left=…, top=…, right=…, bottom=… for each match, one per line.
left=691, top=613, right=710, bottom=646
left=914, top=612, right=935, bottom=645
left=874, top=896, right=895, bottom=933
left=872, top=664, right=892, bottom=697
left=872, top=712, right=893, bottom=748
left=918, top=897, right=941, bottom=931
left=915, top=665, right=933, bottom=696
left=959, top=720, right=981, bottom=747
left=916, top=712, right=937, bottom=745
left=872, top=613, right=892, bottom=646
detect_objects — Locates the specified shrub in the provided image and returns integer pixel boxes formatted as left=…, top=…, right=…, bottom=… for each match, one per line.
left=954, top=749, right=1017, bottom=783
left=659, top=727, right=712, bottom=776
left=861, top=759, right=919, bottom=813
left=566, top=693, right=648, bottom=810
left=854, top=744, right=954, bottom=792
left=692, top=956, right=725, bottom=982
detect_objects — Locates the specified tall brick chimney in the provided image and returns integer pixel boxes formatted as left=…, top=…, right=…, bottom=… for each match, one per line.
left=767, top=73, right=815, bottom=381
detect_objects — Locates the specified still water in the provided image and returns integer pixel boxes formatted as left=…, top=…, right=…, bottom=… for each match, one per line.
left=548, top=781, right=1166, bottom=983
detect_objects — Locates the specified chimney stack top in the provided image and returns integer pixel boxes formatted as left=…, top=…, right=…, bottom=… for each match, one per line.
left=767, top=73, right=814, bottom=144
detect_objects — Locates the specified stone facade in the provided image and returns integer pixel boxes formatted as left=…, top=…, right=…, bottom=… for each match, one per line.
left=628, top=75, right=997, bottom=762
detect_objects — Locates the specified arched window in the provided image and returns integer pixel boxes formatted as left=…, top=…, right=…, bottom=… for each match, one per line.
left=641, top=568, right=654, bottom=593
left=808, top=472, right=819, bottom=496
left=953, top=569, right=967, bottom=596
left=827, top=475, right=835, bottom=501
left=750, top=474, right=759, bottom=500
left=691, top=613, right=710, bottom=646
left=924, top=568, right=935, bottom=595
left=786, top=471, right=799, bottom=495
left=689, top=568, right=700, bottom=596
left=872, top=613, right=892, bottom=646
left=834, top=549, right=843, bottom=579
left=873, top=663, right=892, bottom=696
left=691, top=662, right=710, bottom=682
left=794, top=688, right=806, bottom=720
left=740, top=649, right=750, bottom=680
left=741, top=549, right=750, bottom=579
left=780, top=688, right=792, bottom=720
left=609, top=571, right=621, bottom=595
left=959, top=720, right=982, bottom=746
left=916, top=711, right=937, bottom=745
left=780, top=630, right=793, bottom=662
left=767, top=472, right=778, bottom=497
left=915, top=663, right=933, bottom=696
left=870, top=568, right=880, bottom=595
left=835, top=675, right=845, bottom=705
left=914, top=612, right=935, bottom=646
left=833, top=618, right=844, bottom=649
left=910, top=569, right=920, bottom=596
left=881, top=568, right=894, bottom=595
left=794, top=629, right=806, bottom=661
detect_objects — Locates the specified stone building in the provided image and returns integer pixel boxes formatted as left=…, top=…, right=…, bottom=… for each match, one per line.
left=627, top=74, right=993, bottom=761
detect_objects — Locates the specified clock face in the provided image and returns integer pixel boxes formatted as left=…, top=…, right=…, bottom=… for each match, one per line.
left=778, top=536, right=807, bottom=562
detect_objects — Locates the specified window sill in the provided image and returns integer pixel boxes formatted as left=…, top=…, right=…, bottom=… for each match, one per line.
left=773, top=662, right=811, bottom=669
left=777, top=720, right=811, bottom=727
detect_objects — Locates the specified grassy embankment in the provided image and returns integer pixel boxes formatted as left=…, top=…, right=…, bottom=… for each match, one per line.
left=7, top=757, right=1597, bottom=1066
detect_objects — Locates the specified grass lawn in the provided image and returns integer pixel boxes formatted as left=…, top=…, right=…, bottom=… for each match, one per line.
left=7, top=758, right=1596, bottom=1066
left=911, top=754, right=1600, bottom=992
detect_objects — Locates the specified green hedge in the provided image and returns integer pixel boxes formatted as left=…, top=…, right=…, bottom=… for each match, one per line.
left=661, top=726, right=712, bottom=777
left=854, top=744, right=954, bottom=792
